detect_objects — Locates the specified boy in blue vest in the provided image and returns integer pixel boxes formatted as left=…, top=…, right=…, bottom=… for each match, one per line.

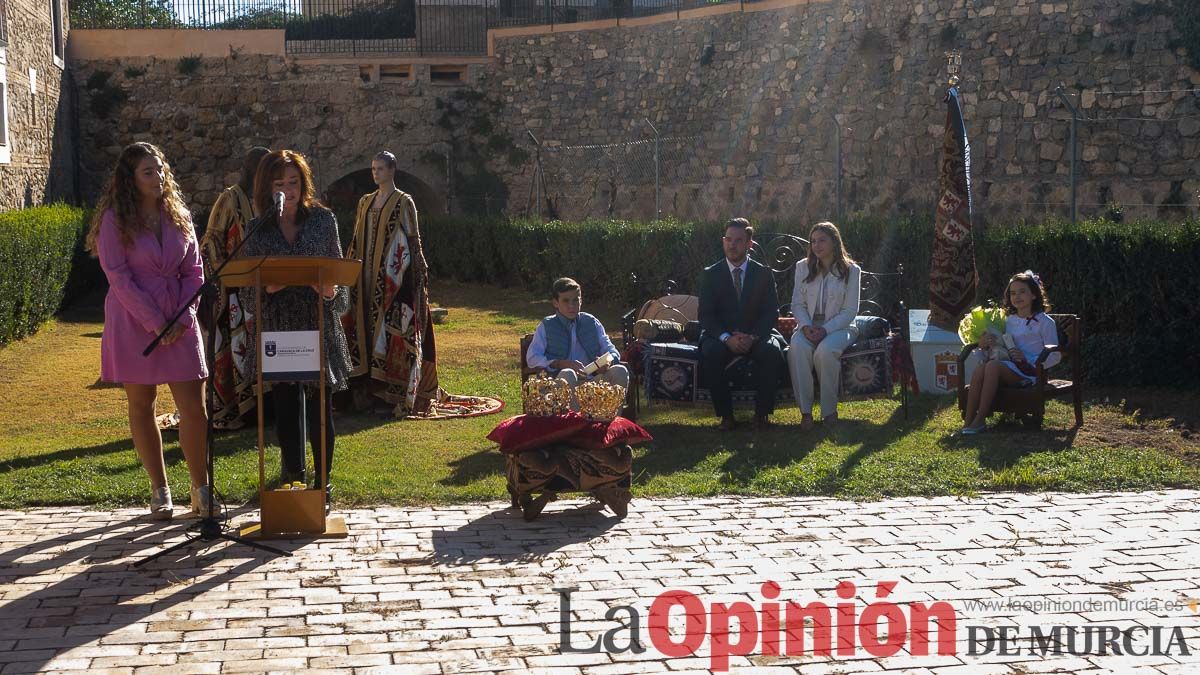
left=526, top=277, right=629, bottom=409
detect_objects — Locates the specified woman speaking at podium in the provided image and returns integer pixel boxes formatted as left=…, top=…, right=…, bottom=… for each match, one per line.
left=241, top=150, right=350, bottom=503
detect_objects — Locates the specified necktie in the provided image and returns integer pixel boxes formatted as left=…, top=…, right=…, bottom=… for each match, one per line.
left=732, top=267, right=743, bottom=299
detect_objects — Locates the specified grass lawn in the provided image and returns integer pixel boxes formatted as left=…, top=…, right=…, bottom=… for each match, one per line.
left=1, top=280, right=1198, bottom=509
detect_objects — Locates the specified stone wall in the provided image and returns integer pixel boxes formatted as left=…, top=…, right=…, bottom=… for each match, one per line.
left=71, top=54, right=494, bottom=224
left=69, top=0, right=1199, bottom=225
left=0, top=0, right=76, bottom=210
left=489, top=0, right=1200, bottom=223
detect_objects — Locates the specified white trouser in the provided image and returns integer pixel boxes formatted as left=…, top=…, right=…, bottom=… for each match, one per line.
left=788, top=328, right=858, bottom=416
left=557, top=365, right=630, bottom=411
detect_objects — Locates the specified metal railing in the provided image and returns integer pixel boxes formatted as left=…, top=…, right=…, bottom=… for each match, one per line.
left=70, top=0, right=754, bottom=55
left=493, top=0, right=738, bottom=27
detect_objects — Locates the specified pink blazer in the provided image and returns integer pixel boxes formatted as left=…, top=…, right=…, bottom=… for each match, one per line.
left=97, top=207, right=208, bottom=385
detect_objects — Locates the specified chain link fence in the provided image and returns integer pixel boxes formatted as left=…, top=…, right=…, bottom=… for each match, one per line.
left=521, top=115, right=851, bottom=224
left=531, top=133, right=707, bottom=219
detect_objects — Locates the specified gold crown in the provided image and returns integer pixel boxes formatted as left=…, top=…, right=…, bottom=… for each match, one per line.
left=576, top=380, right=626, bottom=421
left=522, top=374, right=572, bottom=417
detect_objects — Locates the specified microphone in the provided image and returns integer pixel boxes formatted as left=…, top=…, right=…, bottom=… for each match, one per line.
left=273, top=191, right=286, bottom=217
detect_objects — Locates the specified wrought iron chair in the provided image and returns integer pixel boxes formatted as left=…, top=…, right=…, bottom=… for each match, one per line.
left=956, top=313, right=1084, bottom=429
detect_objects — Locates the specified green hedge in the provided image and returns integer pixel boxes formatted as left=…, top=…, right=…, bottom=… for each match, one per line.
left=0, top=205, right=90, bottom=345
left=982, top=219, right=1200, bottom=387
left=424, top=215, right=940, bottom=307
left=423, top=215, right=1200, bottom=387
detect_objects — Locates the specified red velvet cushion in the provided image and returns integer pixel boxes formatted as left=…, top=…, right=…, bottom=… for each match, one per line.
left=488, top=413, right=589, bottom=455
left=567, top=416, right=654, bottom=451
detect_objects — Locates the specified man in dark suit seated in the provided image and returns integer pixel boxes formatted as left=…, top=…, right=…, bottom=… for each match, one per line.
left=698, top=217, right=784, bottom=431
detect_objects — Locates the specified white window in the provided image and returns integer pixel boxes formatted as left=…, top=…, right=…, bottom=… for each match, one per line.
left=49, top=0, right=64, bottom=68
left=0, top=0, right=8, bottom=49
left=0, top=1, right=7, bottom=164
left=0, top=48, right=10, bottom=165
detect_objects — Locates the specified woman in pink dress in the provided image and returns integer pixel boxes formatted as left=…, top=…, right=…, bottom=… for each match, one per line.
left=85, top=142, right=211, bottom=520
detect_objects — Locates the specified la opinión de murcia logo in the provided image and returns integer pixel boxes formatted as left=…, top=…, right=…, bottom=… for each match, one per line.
left=968, top=625, right=1192, bottom=657
left=557, top=581, right=956, bottom=670
left=555, top=582, right=1193, bottom=670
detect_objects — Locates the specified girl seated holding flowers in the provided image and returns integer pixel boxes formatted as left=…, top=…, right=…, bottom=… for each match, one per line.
left=961, top=270, right=1060, bottom=435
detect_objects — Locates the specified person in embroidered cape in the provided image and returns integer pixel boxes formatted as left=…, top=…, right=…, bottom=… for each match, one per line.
left=340, top=150, right=443, bottom=416
left=198, top=146, right=269, bottom=430
left=341, top=151, right=499, bottom=419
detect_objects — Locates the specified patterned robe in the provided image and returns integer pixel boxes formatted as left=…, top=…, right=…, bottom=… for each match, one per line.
left=342, top=189, right=441, bottom=416
left=199, top=185, right=256, bottom=427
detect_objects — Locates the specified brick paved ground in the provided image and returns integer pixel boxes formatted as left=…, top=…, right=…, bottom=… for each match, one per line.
left=1, top=491, right=1198, bottom=674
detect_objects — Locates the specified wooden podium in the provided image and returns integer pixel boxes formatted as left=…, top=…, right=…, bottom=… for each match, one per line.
left=220, top=255, right=361, bottom=539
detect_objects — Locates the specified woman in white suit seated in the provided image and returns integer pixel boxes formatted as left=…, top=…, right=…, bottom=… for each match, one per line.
left=788, top=221, right=862, bottom=429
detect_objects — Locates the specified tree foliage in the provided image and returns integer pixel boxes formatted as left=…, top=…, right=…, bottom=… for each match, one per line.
left=70, top=0, right=177, bottom=28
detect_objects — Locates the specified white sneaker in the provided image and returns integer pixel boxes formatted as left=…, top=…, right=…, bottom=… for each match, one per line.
left=150, top=486, right=173, bottom=520
left=190, top=484, right=214, bottom=517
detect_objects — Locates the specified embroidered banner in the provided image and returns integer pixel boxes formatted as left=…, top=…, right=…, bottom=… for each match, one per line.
left=929, top=87, right=978, bottom=331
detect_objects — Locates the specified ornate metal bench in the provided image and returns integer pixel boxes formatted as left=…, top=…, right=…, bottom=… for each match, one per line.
left=622, top=234, right=911, bottom=418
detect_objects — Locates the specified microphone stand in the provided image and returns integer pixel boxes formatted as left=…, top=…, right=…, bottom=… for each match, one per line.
left=135, top=202, right=291, bottom=568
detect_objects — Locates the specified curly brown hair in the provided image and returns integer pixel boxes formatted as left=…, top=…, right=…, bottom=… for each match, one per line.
left=87, top=141, right=190, bottom=254
left=85, top=142, right=192, bottom=256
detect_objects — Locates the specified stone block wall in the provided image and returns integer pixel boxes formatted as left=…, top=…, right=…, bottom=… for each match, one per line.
left=69, top=0, right=1199, bottom=225
left=490, top=0, right=1200, bottom=224
left=71, top=55, right=491, bottom=222
left=0, top=0, right=76, bottom=211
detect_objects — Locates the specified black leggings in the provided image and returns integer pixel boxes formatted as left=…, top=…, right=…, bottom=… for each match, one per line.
left=273, top=383, right=335, bottom=485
